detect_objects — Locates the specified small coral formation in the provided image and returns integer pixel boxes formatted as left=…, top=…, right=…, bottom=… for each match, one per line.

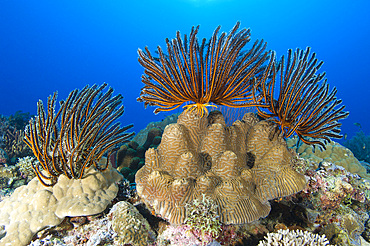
left=0, top=149, right=7, bottom=165
left=109, top=200, right=156, bottom=246
left=157, top=223, right=241, bottom=246
left=257, top=229, right=332, bottom=246
left=158, top=194, right=244, bottom=245
left=62, top=214, right=116, bottom=246
left=0, top=163, right=122, bottom=246
left=16, top=156, right=38, bottom=181
left=0, top=157, right=42, bottom=196
left=184, top=194, right=222, bottom=244
left=136, top=110, right=306, bottom=225
left=300, top=161, right=367, bottom=212
left=287, top=136, right=370, bottom=180
left=0, top=164, right=19, bottom=190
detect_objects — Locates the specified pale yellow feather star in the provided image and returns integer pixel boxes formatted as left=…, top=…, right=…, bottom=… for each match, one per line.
left=183, top=102, right=217, bottom=118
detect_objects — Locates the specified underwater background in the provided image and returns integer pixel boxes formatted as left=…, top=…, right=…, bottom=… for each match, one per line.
left=0, top=0, right=369, bottom=138
left=1, top=1, right=370, bottom=245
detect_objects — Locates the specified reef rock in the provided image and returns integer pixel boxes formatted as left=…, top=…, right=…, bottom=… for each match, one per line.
left=135, top=110, right=306, bottom=224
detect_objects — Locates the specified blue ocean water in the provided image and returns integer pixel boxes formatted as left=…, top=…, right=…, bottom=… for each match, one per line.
left=0, top=0, right=369, bottom=140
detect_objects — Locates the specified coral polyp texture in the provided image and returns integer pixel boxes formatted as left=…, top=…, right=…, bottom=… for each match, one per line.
left=0, top=163, right=122, bottom=246
left=135, top=110, right=306, bottom=225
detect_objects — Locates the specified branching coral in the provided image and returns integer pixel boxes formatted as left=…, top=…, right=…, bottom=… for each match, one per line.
left=184, top=194, right=222, bottom=244
left=257, top=229, right=332, bottom=246
left=137, top=21, right=268, bottom=116
left=24, top=83, right=134, bottom=186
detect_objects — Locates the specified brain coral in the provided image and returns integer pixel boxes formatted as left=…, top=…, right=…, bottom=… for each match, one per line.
left=287, top=136, right=370, bottom=180
left=135, top=110, right=306, bottom=225
left=0, top=163, right=122, bottom=246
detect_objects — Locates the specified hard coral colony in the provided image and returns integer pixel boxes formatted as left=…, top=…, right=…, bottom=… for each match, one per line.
left=0, top=21, right=357, bottom=246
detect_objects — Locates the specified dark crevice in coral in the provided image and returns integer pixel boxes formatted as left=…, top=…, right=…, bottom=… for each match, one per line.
left=135, top=202, right=169, bottom=236
left=246, top=152, right=255, bottom=169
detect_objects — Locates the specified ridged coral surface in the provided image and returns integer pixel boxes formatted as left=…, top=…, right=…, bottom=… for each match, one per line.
left=135, top=110, right=306, bottom=224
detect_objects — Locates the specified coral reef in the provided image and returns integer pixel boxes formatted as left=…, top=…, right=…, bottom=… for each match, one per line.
left=2, top=128, right=32, bottom=164
left=0, top=149, right=7, bottom=165
left=344, top=130, right=370, bottom=163
left=16, top=156, right=38, bottom=181
left=265, top=156, right=370, bottom=245
left=136, top=110, right=306, bottom=225
left=0, top=163, right=122, bottom=246
left=157, top=223, right=241, bottom=246
left=132, top=112, right=179, bottom=146
left=0, top=112, right=32, bottom=165
left=257, top=229, right=332, bottom=246
left=62, top=214, right=116, bottom=246
left=287, top=136, right=370, bottom=180
left=116, top=127, right=162, bottom=183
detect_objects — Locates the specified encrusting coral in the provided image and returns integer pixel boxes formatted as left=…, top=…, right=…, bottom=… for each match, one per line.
left=135, top=110, right=306, bottom=225
left=0, top=162, right=122, bottom=246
